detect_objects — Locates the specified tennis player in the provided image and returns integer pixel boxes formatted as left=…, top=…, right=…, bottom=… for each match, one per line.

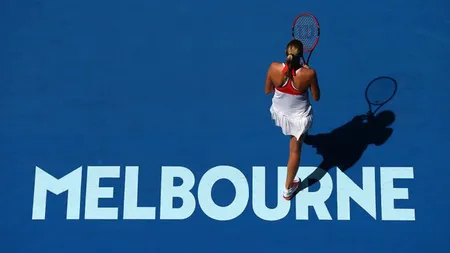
left=264, top=39, right=321, bottom=200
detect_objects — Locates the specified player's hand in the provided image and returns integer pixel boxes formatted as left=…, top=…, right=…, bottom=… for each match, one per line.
left=302, top=64, right=310, bottom=69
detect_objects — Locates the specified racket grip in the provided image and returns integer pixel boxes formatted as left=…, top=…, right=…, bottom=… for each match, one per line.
left=301, top=56, right=307, bottom=66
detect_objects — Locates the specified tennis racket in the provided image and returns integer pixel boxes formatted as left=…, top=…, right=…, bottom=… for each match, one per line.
left=291, top=13, right=320, bottom=65
left=365, top=76, right=398, bottom=116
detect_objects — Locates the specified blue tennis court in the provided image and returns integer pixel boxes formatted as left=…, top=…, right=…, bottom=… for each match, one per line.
left=1, top=0, right=449, bottom=252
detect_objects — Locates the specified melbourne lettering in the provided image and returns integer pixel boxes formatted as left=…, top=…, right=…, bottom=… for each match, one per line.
left=31, top=165, right=415, bottom=221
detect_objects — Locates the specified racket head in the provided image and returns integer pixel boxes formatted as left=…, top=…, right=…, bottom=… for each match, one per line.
left=365, top=76, right=398, bottom=106
left=291, top=13, right=320, bottom=53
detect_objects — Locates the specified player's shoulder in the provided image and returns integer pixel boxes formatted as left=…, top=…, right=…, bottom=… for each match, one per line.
left=300, top=66, right=317, bottom=76
left=269, top=61, right=284, bottom=69
left=267, top=62, right=284, bottom=74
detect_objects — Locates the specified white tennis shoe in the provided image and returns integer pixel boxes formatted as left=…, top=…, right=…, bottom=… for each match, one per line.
left=283, top=176, right=300, bottom=200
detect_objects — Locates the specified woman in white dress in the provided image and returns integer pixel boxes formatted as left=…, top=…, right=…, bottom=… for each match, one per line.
left=264, top=39, right=321, bottom=200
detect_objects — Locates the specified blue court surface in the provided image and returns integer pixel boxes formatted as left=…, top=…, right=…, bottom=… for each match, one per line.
left=1, top=0, right=450, bottom=252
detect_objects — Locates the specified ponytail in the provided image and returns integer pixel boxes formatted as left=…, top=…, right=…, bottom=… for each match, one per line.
left=284, top=53, right=294, bottom=82
left=283, top=39, right=303, bottom=82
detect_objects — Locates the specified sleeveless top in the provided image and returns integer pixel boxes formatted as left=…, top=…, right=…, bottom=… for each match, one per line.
left=271, top=63, right=312, bottom=117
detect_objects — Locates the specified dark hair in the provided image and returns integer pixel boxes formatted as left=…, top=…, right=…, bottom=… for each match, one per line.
left=284, top=39, right=304, bottom=81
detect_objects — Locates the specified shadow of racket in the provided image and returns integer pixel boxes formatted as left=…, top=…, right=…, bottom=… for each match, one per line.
left=365, top=76, right=398, bottom=117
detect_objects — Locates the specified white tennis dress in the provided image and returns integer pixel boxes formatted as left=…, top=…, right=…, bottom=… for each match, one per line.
left=270, top=64, right=313, bottom=141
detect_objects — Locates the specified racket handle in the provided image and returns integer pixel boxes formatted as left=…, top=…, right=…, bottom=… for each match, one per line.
left=300, top=56, right=306, bottom=66
left=306, top=50, right=314, bottom=65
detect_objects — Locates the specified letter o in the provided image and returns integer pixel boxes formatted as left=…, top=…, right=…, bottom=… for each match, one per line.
left=198, top=165, right=249, bottom=221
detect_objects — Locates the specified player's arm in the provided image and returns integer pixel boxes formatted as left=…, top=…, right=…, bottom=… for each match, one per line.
left=309, top=69, right=320, bottom=101
left=265, top=63, right=275, bottom=94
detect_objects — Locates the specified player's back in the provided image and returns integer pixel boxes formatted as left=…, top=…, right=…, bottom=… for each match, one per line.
left=272, top=64, right=312, bottom=116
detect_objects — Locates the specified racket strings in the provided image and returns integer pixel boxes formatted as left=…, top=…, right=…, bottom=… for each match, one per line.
left=366, top=78, right=397, bottom=105
left=293, top=16, right=318, bottom=51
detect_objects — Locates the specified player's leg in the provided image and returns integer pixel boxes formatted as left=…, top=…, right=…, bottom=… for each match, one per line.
left=283, top=135, right=304, bottom=199
left=285, top=135, right=303, bottom=188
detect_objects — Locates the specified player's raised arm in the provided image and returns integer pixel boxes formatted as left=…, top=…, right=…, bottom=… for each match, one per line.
left=308, top=68, right=320, bottom=101
left=265, top=63, right=275, bottom=94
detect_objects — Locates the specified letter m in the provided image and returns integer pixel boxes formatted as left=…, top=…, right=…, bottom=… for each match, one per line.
left=32, top=166, right=82, bottom=220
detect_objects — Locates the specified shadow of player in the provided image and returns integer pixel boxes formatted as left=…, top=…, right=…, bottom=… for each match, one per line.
left=297, top=110, right=396, bottom=191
